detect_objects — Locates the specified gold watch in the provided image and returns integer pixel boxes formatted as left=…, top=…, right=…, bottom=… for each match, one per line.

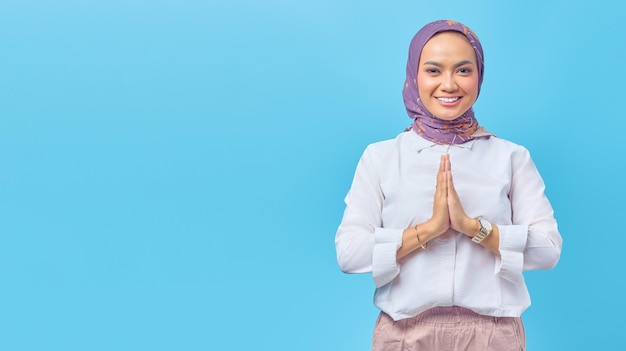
left=472, top=216, right=492, bottom=243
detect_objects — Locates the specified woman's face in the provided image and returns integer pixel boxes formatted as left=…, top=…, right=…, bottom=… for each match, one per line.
left=417, top=31, right=479, bottom=121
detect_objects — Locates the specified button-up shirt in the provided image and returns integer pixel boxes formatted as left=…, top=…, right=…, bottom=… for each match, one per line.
left=335, top=131, right=562, bottom=320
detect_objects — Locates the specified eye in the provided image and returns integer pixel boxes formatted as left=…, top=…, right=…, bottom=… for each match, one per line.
left=457, top=67, right=472, bottom=74
left=425, top=67, right=439, bottom=74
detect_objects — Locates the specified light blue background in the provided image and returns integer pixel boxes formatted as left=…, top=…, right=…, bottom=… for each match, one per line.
left=1, top=1, right=623, bottom=350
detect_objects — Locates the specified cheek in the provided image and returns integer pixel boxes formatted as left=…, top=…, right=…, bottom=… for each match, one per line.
left=462, top=77, right=480, bottom=97
left=416, top=74, right=433, bottom=99
left=416, top=74, right=431, bottom=88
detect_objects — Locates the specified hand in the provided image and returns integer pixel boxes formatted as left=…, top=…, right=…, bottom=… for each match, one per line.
left=399, top=154, right=477, bottom=259
left=425, top=155, right=451, bottom=237
left=446, top=156, right=477, bottom=236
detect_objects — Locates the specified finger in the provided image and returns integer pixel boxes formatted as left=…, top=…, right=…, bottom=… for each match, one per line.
left=436, top=156, right=445, bottom=189
left=437, top=166, right=448, bottom=195
left=446, top=170, right=455, bottom=194
left=447, top=170, right=461, bottom=205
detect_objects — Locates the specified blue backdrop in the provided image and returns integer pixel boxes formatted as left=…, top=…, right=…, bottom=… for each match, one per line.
left=1, top=1, right=623, bottom=350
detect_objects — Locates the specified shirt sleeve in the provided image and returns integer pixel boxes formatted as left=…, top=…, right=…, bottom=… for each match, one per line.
left=335, top=147, right=404, bottom=288
left=494, top=147, right=563, bottom=282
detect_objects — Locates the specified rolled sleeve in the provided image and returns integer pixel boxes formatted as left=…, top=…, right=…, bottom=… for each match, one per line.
left=494, top=224, right=528, bottom=282
left=372, top=227, right=403, bottom=288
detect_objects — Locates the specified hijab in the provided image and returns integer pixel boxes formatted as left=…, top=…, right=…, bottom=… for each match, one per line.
left=403, top=20, right=486, bottom=144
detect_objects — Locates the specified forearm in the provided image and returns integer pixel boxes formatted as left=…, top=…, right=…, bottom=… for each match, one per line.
left=458, top=216, right=501, bottom=256
left=474, top=223, right=500, bottom=255
left=396, top=222, right=441, bottom=260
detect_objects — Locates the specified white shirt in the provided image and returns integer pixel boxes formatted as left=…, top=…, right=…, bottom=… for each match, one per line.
left=335, top=131, right=562, bottom=321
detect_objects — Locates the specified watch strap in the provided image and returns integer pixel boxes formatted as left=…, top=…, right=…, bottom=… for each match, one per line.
left=472, top=217, right=492, bottom=243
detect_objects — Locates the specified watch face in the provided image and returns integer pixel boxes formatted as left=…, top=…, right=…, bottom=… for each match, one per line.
left=479, top=218, right=492, bottom=231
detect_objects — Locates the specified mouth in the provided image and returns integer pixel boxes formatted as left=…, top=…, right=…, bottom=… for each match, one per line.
left=436, top=97, right=461, bottom=103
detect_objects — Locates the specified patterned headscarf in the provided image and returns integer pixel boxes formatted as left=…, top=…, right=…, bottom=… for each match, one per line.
left=403, top=20, right=485, bottom=144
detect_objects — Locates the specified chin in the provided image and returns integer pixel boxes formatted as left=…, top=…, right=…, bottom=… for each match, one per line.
left=435, top=112, right=464, bottom=121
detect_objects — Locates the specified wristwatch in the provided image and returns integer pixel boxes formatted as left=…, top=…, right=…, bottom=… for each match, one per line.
left=472, top=216, right=493, bottom=243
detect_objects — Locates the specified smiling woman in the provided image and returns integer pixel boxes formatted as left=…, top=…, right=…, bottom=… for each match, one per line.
left=417, top=32, right=479, bottom=121
left=334, top=19, right=562, bottom=351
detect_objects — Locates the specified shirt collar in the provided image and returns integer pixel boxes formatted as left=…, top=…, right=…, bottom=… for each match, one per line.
left=407, top=127, right=493, bottom=153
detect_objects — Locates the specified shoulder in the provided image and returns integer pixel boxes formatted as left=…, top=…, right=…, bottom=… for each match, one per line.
left=361, top=132, right=412, bottom=160
left=479, top=135, right=531, bottom=157
left=477, top=136, right=537, bottom=171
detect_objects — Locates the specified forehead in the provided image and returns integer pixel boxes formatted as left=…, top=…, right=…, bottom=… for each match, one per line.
left=420, top=31, right=476, bottom=61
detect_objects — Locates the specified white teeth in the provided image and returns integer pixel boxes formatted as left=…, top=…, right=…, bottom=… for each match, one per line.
left=437, top=97, right=459, bottom=103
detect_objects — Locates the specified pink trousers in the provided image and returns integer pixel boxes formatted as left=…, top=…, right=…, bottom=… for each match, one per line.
left=372, top=307, right=525, bottom=351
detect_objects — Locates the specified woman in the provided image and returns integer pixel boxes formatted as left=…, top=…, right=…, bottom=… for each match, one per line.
left=335, top=20, right=562, bottom=351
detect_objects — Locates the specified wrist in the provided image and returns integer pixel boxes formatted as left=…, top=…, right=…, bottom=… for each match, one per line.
left=463, top=217, right=480, bottom=237
left=420, top=221, right=443, bottom=242
left=471, top=216, right=493, bottom=244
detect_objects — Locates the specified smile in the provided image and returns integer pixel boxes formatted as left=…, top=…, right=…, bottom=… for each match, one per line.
left=437, top=97, right=460, bottom=103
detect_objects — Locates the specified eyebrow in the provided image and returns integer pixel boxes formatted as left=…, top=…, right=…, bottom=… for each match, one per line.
left=422, top=60, right=474, bottom=67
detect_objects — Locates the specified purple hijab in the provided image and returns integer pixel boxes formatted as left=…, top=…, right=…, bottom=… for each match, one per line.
left=403, top=20, right=486, bottom=144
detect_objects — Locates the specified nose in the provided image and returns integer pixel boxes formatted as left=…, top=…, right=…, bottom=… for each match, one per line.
left=440, top=74, right=458, bottom=92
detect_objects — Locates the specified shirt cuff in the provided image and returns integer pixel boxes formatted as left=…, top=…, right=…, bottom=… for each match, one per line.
left=372, top=227, right=403, bottom=288
left=494, top=225, right=528, bottom=282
